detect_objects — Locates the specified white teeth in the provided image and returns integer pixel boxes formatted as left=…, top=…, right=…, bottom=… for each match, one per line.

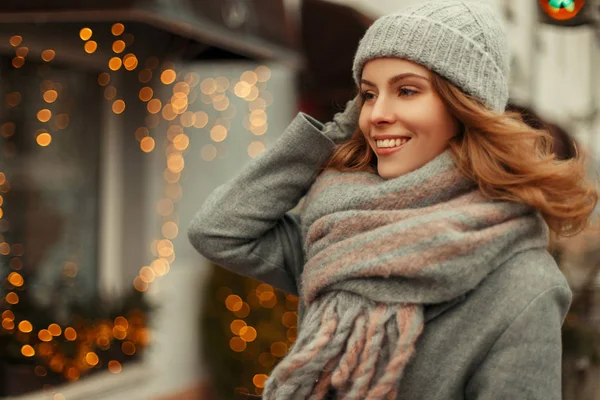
left=376, top=138, right=410, bottom=148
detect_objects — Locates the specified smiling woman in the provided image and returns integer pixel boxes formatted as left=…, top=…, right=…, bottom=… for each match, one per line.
left=187, top=1, right=598, bottom=399
left=357, top=58, right=460, bottom=179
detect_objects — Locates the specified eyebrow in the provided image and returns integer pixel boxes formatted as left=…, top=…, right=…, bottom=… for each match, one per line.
left=360, top=73, right=429, bottom=87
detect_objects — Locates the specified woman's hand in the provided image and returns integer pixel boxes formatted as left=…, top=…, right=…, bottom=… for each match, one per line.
left=322, top=96, right=361, bottom=144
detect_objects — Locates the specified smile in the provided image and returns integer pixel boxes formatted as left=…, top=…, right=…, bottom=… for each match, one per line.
left=373, top=137, right=411, bottom=156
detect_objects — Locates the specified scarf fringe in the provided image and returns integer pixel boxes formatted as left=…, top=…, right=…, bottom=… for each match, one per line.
left=262, top=293, right=424, bottom=400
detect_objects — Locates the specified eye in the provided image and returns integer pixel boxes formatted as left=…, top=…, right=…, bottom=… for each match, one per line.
left=360, top=91, right=376, bottom=102
left=398, top=87, right=417, bottom=97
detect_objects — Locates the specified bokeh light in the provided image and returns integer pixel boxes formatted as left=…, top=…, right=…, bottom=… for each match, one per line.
left=79, top=28, right=93, bottom=41
left=112, top=23, right=125, bottom=36
left=84, top=41, right=98, bottom=54
left=41, top=49, right=56, bottom=62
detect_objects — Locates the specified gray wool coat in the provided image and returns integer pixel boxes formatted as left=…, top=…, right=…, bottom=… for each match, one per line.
left=188, top=113, right=572, bottom=400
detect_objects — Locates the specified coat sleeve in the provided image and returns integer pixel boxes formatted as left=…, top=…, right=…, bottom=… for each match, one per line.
left=187, top=112, right=336, bottom=296
left=465, top=284, right=572, bottom=400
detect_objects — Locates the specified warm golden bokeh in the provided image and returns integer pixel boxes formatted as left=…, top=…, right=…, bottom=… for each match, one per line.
left=246, top=86, right=260, bottom=101
left=161, top=221, right=179, bottom=239
left=230, top=337, right=246, bottom=352
left=172, top=133, right=189, bottom=151
left=147, top=98, right=162, bottom=114
left=84, top=41, right=98, bottom=54
left=239, top=326, right=257, bottom=342
left=7, top=272, right=24, bottom=287
left=139, top=87, right=153, bottom=102
left=123, top=54, right=138, bottom=70
left=16, top=47, right=29, bottom=58
left=241, top=71, right=258, bottom=85
left=270, top=342, right=288, bottom=358
left=38, top=329, right=53, bottom=342
left=161, top=69, right=177, bottom=85
left=140, top=137, right=155, bottom=153
left=233, top=302, right=250, bottom=318
left=210, top=125, right=227, bottom=142
left=225, top=294, right=243, bottom=312
left=41, top=49, right=56, bottom=62
left=10, top=258, right=23, bottom=270
left=258, top=352, right=275, bottom=368
left=6, top=92, right=21, bottom=107
left=139, top=266, right=156, bottom=283
left=112, top=40, right=126, bottom=53
left=37, top=109, right=52, bottom=122
left=135, top=127, right=150, bottom=141
left=112, top=99, right=126, bottom=114
left=121, top=341, right=136, bottom=355
left=213, top=95, right=230, bottom=111
left=79, top=28, right=93, bottom=41
left=43, top=90, right=58, bottom=103
left=108, top=360, right=122, bottom=374
left=65, top=367, right=80, bottom=381
left=133, top=276, right=149, bottom=292
left=85, top=352, right=99, bottom=366
left=12, top=57, right=25, bottom=68
left=234, top=81, right=252, bottom=98
left=193, top=111, right=209, bottom=128
left=200, top=78, right=217, bottom=94
left=1, top=122, right=16, bottom=139
left=161, top=104, right=178, bottom=121
left=2, top=310, right=14, bottom=321
left=18, top=320, right=33, bottom=333
left=48, top=323, right=62, bottom=336
left=36, top=132, right=52, bottom=147
left=21, top=345, right=35, bottom=357
left=230, top=319, right=247, bottom=335
left=98, top=72, right=111, bottom=86
left=248, top=141, right=265, bottom=158
left=108, top=57, right=122, bottom=71
left=167, top=153, right=185, bottom=173
left=112, top=23, right=125, bottom=36
left=256, top=66, right=271, bottom=82
left=9, top=35, right=23, bottom=47
left=253, top=374, right=269, bottom=388
left=64, top=327, right=77, bottom=341
left=157, top=198, right=174, bottom=216
left=282, top=312, right=298, bottom=328
left=2, top=319, right=15, bottom=330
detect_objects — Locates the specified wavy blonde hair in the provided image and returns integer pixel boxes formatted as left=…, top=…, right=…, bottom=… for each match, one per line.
left=323, top=73, right=598, bottom=237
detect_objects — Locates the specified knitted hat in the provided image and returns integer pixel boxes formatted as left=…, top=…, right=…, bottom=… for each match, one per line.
left=352, top=0, right=510, bottom=112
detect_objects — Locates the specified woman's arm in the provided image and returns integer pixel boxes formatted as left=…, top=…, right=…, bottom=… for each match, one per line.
left=187, top=101, right=359, bottom=295
left=465, top=284, right=572, bottom=400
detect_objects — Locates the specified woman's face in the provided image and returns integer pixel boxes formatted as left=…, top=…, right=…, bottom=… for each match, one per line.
left=359, top=58, right=460, bottom=179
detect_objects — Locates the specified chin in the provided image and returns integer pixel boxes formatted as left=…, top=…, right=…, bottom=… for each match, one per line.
left=377, top=164, right=408, bottom=180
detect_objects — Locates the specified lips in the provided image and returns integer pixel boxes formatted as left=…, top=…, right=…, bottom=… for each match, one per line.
left=372, top=136, right=412, bottom=157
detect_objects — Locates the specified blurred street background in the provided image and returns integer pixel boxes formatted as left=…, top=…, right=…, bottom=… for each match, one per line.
left=0, top=0, right=599, bottom=399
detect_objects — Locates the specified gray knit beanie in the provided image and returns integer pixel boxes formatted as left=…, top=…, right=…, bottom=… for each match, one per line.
left=352, top=0, right=510, bottom=112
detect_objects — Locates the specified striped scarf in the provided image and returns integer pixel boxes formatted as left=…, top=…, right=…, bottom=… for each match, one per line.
left=262, top=150, right=548, bottom=400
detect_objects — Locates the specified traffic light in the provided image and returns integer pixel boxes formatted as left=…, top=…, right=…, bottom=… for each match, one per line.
left=537, top=0, right=594, bottom=26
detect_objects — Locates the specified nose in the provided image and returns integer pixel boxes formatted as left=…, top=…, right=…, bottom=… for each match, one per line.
left=369, top=95, right=396, bottom=126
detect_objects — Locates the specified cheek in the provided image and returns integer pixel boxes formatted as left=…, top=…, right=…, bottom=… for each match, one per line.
left=428, top=102, right=458, bottom=139
left=358, top=109, right=370, bottom=135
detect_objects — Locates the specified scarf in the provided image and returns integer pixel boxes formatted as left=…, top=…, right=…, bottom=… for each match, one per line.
left=262, top=150, right=548, bottom=400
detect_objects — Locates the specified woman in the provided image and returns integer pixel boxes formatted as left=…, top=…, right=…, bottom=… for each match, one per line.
left=188, top=1, right=597, bottom=399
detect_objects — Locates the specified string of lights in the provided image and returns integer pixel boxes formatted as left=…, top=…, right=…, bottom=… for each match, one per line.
left=0, top=20, right=290, bottom=397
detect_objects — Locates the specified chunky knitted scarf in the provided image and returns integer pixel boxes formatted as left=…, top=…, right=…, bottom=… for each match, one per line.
left=262, top=150, right=548, bottom=400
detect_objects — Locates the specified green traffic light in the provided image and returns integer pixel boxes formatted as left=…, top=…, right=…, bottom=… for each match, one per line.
left=548, top=0, right=576, bottom=12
